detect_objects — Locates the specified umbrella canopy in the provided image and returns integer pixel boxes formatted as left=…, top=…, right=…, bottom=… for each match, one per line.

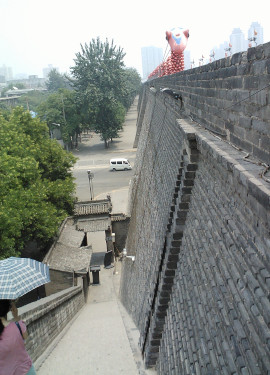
left=0, top=257, right=50, bottom=299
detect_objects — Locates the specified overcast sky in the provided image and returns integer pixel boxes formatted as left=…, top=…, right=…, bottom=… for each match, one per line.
left=0, top=0, right=269, bottom=78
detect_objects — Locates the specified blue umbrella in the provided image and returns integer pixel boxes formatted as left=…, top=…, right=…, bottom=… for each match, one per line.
left=0, top=257, right=50, bottom=299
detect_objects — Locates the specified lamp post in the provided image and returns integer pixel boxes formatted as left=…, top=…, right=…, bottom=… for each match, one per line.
left=87, top=170, right=94, bottom=200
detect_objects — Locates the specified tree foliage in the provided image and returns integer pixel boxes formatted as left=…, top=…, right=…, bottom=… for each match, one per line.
left=70, top=37, right=141, bottom=147
left=94, top=96, right=126, bottom=147
left=0, top=107, right=77, bottom=259
left=121, top=68, right=142, bottom=109
left=37, top=89, right=82, bottom=148
left=46, top=69, right=72, bottom=92
left=17, top=90, right=49, bottom=112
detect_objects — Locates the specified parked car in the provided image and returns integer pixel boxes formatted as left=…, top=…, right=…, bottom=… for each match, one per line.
left=110, top=158, right=132, bottom=171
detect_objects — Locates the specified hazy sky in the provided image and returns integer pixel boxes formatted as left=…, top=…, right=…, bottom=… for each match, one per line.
left=0, top=0, right=269, bottom=78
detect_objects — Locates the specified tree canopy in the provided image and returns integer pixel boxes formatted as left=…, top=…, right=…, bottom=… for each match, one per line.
left=46, top=69, right=72, bottom=92
left=70, top=37, right=141, bottom=146
left=37, top=89, right=82, bottom=149
left=0, top=107, right=77, bottom=259
left=17, top=90, right=49, bottom=112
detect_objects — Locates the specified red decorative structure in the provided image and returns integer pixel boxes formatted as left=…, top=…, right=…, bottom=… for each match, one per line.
left=148, top=27, right=189, bottom=80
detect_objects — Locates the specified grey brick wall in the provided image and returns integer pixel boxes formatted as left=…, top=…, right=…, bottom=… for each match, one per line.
left=121, top=91, right=186, bottom=335
left=144, top=42, right=270, bottom=165
left=120, top=43, right=270, bottom=374
left=18, top=286, right=85, bottom=363
left=156, top=124, right=270, bottom=374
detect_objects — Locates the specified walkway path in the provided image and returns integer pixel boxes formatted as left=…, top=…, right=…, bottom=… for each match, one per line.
left=36, top=99, right=156, bottom=374
left=36, top=262, right=153, bottom=375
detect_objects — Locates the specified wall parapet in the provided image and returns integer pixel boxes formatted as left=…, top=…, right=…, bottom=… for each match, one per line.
left=139, top=42, right=270, bottom=165
left=14, top=286, right=85, bottom=365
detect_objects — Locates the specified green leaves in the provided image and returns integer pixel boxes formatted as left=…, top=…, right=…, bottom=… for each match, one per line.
left=71, top=37, right=141, bottom=146
left=46, top=69, right=71, bottom=92
left=37, top=89, right=82, bottom=147
left=0, top=108, right=76, bottom=259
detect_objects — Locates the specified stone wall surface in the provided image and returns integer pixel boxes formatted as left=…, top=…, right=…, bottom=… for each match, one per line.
left=146, top=42, right=270, bottom=165
left=120, top=43, right=270, bottom=374
left=17, top=286, right=85, bottom=363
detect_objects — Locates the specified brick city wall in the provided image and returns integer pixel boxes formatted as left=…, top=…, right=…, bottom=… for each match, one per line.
left=146, top=42, right=270, bottom=165
left=120, top=43, right=270, bottom=374
left=17, top=286, right=85, bottom=364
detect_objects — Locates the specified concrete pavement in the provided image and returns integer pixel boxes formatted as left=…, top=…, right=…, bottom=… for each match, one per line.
left=35, top=99, right=157, bottom=375
left=72, top=96, right=138, bottom=203
left=36, top=263, right=154, bottom=375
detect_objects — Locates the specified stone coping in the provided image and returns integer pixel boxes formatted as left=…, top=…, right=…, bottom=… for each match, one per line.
left=16, top=286, right=83, bottom=324
left=177, top=118, right=270, bottom=209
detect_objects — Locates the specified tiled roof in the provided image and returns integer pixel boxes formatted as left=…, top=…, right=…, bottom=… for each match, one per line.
left=76, top=217, right=111, bottom=232
left=46, top=242, right=92, bottom=272
left=74, top=199, right=112, bottom=216
left=111, top=213, right=127, bottom=221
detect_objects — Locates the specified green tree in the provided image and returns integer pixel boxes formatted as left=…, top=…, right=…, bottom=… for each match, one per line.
left=17, top=90, right=49, bottom=112
left=94, top=96, right=125, bottom=147
left=0, top=103, right=11, bottom=118
left=0, top=108, right=77, bottom=259
left=71, top=37, right=127, bottom=147
left=46, top=69, right=72, bottom=92
left=121, top=68, right=141, bottom=109
left=37, top=89, right=82, bottom=149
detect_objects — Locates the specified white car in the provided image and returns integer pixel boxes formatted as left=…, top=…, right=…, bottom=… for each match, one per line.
left=110, top=158, right=132, bottom=171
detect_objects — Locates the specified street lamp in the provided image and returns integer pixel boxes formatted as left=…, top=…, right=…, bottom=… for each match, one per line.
left=87, top=170, right=94, bottom=200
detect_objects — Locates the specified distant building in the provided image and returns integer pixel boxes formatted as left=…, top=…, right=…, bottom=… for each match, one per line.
left=28, top=75, right=46, bottom=88
left=213, top=41, right=230, bottom=60
left=43, top=64, right=59, bottom=79
left=0, top=65, right=13, bottom=81
left=248, top=22, right=264, bottom=47
left=230, top=28, right=247, bottom=54
left=209, top=22, right=265, bottom=64
left=7, top=76, right=46, bottom=89
left=15, top=73, right=28, bottom=79
left=141, top=46, right=163, bottom=81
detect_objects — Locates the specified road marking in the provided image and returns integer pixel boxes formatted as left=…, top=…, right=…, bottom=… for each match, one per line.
left=95, top=186, right=129, bottom=200
left=109, top=149, right=136, bottom=153
left=72, top=165, right=111, bottom=170
left=73, top=148, right=136, bottom=155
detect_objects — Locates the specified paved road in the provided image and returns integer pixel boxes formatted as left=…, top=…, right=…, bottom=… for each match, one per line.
left=72, top=101, right=138, bottom=203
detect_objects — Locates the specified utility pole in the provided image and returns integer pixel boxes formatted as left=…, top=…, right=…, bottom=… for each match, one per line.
left=87, top=170, right=94, bottom=200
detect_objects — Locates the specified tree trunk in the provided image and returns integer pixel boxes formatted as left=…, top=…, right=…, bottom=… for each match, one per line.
left=75, top=132, right=78, bottom=148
